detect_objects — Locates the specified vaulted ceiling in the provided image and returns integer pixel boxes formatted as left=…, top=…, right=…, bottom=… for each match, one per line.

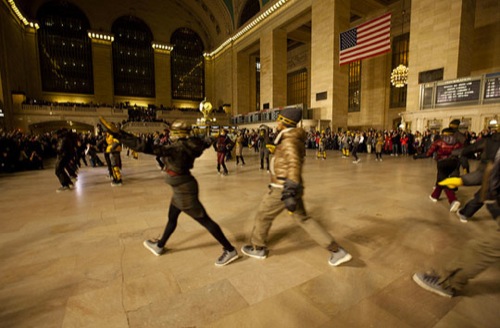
left=13, top=0, right=402, bottom=52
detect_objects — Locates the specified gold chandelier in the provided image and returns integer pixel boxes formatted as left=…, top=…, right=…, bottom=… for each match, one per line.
left=391, top=64, right=409, bottom=88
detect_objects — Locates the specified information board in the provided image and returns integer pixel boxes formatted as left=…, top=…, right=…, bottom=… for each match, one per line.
left=436, top=79, right=481, bottom=104
left=484, top=73, right=500, bottom=100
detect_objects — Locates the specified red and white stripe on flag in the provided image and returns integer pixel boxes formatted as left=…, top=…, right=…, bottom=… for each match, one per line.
left=339, top=13, right=392, bottom=66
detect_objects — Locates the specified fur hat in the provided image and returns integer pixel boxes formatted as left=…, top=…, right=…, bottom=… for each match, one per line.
left=170, top=121, right=191, bottom=138
left=441, top=127, right=455, bottom=135
left=276, top=107, right=302, bottom=127
left=449, top=119, right=461, bottom=129
left=489, top=123, right=499, bottom=131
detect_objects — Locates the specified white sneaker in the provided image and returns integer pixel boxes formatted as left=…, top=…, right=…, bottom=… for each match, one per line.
left=143, top=239, right=165, bottom=256
left=456, top=210, right=468, bottom=223
left=450, top=201, right=460, bottom=212
left=429, top=195, right=438, bottom=203
left=328, top=248, right=352, bottom=266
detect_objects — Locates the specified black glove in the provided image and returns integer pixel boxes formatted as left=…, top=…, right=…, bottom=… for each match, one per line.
left=283, top=197, right=297, bottom=212
left=281, top=179, right=303, bottom=212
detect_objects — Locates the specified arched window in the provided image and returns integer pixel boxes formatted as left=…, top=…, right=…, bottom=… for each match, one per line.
left=390, top=33, right=409, bottom=108
left=170, top=28, right=204, bottom=101
left=112, top=16, right=155, bottom=97
left=239, top=0, right=260, bottom=28
left=37, top=1, right=93, bottom=94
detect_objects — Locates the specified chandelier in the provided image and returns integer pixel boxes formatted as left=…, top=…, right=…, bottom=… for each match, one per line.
left=391, top=64, right=409, bottom=88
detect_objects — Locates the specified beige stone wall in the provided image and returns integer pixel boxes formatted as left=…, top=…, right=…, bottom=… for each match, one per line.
left=212, top=49, right=233, bottom=112
left=407, top=0, right=476, bottom=112
left=472, top=0, right=500, bottom=74
left=236, top=51, right=252, bottom=115
left=310, top=0, right=350, bottom=131
left=354, top=55, right=392, bottom=130
left=91, top=41, right=113, bottom=105
left=154, top=51, right=171, bottom=108
left=0, top=4, right=31, bottom=127
left=260, top=28, right=288, bottom=109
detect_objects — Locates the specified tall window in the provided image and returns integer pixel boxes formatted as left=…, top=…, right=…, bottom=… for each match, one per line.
left=171, top=28, right=205, bottom=101
left=348, top=61, right=361, bottom=112
left=239, top=0, right=260, bottom=28
left=390, top=32, right=409, bottom=108
left=287, top=68, right=307, bottom=107
left=37, top=2, right=93, bottom=94
left=112, top=16, right=155, bottom=97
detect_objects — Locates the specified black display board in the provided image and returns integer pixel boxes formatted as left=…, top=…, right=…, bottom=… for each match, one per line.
left=436, top=78, right=481, bottom=104
left=484, top=73, right=500, bottom=100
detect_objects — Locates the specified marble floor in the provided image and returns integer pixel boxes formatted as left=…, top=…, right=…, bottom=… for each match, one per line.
left=1, top=148, right=499, bottom=328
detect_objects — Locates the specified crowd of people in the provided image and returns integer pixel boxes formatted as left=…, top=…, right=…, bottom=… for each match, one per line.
left=21, top=97, right=226, bottom=124
left=1, top=124, right=493, bottom=176
left=303, top=127, right=481, bottom=158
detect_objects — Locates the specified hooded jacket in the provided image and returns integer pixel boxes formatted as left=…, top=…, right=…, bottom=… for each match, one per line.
left=425, top=134, right=462, bottom=161
left=269, top=127, right=306, bottom=187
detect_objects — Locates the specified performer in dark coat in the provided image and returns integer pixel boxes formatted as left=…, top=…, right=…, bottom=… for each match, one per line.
left=99, top=117, right=239, bottom=266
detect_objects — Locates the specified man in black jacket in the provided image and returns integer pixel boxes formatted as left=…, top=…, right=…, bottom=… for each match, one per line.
left=452, top=128, right=500, bottom=222
left=412, top=127, right=500, bottom=298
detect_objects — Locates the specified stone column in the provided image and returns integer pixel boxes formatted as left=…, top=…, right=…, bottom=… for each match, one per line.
left=406, top=0, right=476, bottom=112
left=235, top=51, right=251, bottom=114
left=204, top=56, right=213, bottom=107
left=24, top=26, right=42, bottom=99
left=260, top=27, right=287, bottom=109
left=91, top=39, right=113, bottom=105
left=153, top=48, right=171, bottom=108
left=310, top=0, right=350, bottom=131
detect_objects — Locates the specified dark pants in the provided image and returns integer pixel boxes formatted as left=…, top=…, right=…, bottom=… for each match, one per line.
left=217, top=152, right=228, bottom=174
left=437, top=215, right=500, bottom=291
left=432, top=158, right=460, bottom=203
left=158, top=174, right=234, bottom=251
left=260, top=148, right=269, bottom=170
left=157, top=203, right=234, bottom=251
left=55, top=156, right=72, bottom=187
left=461, top=188, right=500, bottom=220
left=236, top=155, right=245, bottom=165
left=110, top=152, right=122, bottom=183
left=104, top=152, right=113, bottom=177
left=352, top=144, right=359, bottom=160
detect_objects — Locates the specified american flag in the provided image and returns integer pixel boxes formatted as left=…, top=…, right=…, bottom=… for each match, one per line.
left=339, top=13, right=392, bottom=66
